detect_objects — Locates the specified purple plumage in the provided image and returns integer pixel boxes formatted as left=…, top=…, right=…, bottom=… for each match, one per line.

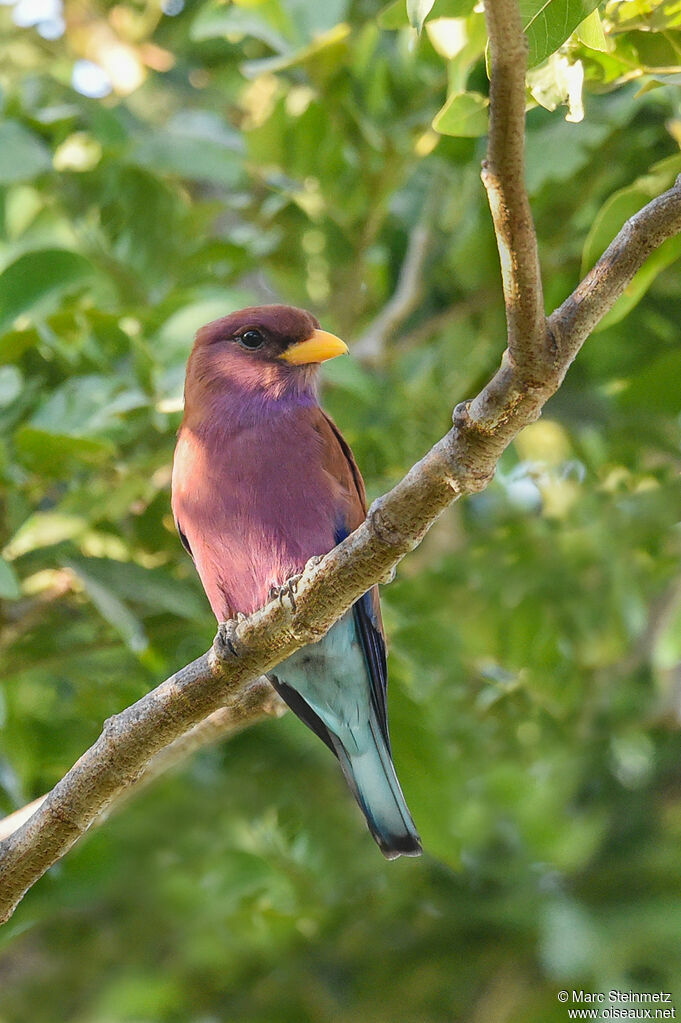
left=172, top=305, right=422, bottom=858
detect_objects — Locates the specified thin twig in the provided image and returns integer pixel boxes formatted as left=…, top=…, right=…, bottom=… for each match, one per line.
left=352, top=169, right=446, bottom=364
left=548, top=177, right=681, bottom=363
left=393, top=294, right=495, bottom=354
left=2, top=174, right=681, bottom=925
left=353, top=220, right=432, bottom=364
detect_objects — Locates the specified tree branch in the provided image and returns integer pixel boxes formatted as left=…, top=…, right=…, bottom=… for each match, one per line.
left=482, top=0, right=548, bottom=368
left=2, top=171, right=681, bottom=924
left=352, top=167, right=446, bottom=364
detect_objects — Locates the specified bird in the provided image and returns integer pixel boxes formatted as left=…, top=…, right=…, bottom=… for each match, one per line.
left=171, top=304, right=422, bottom=859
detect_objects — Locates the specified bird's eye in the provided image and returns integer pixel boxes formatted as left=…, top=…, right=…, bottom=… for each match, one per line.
left=237, top=329, right=265, bottom=351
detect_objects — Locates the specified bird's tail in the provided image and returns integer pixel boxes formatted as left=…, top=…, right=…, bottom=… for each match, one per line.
left=331, top=709, right=422, bottom=860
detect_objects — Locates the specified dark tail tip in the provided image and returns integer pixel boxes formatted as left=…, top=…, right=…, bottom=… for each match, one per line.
left=375, top=829, right=423, bottom=860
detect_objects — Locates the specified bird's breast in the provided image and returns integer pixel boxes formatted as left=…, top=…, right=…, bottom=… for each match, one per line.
left=172, top=415, right=347, bottom=619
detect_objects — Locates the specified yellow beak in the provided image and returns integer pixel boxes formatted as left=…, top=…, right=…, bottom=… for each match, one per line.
left=279, top=329, right=349, bottom=365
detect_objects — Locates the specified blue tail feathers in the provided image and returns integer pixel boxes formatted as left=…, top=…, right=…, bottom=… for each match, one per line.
left=331, top=710, right=422, bottom=859
left=270, top=609, right=422, bottom=860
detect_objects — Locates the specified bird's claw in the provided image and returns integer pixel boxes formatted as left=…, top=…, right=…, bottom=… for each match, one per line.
left=214, top=620, right=240, bottom=660
left=268, top=575, right=301, bottom=610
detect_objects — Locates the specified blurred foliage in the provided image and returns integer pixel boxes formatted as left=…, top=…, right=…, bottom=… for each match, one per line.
left=1, top=0, right=681, bottom=1020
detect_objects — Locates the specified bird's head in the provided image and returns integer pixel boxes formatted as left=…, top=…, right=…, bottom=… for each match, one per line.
left=183, top=304, right=348, bottom=421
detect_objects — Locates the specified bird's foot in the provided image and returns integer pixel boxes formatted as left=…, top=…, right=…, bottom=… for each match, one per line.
left=214, top=620, right=240, bottom=661
left=268, top=575, right=301, bottom=611
left=368, top=496, right=397, bottom=546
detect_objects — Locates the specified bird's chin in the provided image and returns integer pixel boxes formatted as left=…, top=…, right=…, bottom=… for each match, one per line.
left=294, top=362, right=321, bottom=392
left=259, top=357, right=318, bottom=400
left=247, top=357, right=321, bottom=406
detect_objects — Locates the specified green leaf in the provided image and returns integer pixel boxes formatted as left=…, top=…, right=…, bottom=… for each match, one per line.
left=276, top=0, right=349, bottom=38
left=0, top=121, right=51, bottom=184
left=378, top=0, right=409, bottom=28
left=608, top=0, right=681, bottom=32
left=595, top=232, right=681, bottom=329
left=442, top=11, right=489, bottom=90
left=524, top=119, right=608, bottom=191
left=64, top=557, right=207, bottom=621
left=190, top=5, right=289, bottom=49
left=0, top=366, right=23, bottom=408
left=639, top=71, right=681, bottom=89
left=583, top=152, right=681, bottom=256
left=0, top=556, right=20, bottom=600
left=66, top=559, right=149, bottom=654
left=129, top=131, right=242, bottom=189
left=14, top=427, right=114, bottom=475
left=628, top=29, right=681, bottom=72
left=241, top=23, right=351, bottom=78
left=29, top=375, right=148, bottom=440
left=438, top=0, right=478, bottom=15
left=576, top=8, right=608, bottom=51
left=0, top=328, right=39, bottom=365
left=432, top=90, right=489, bottom=136
left=619, top=349, right=681, bottom=414
left=407, top=0, right=436, bottom=33
left=519, top=0, right=602, bottom=67
left=581, top=154, right=681, bottom=329
left=13, top=374, right=144, bottom=471
left=3, top=511, right=88, bottom=560
left=0, top=249, right=94, bottom=336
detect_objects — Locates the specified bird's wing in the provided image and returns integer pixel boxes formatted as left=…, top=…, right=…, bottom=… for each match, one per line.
left=312, top=409, right=391, bottom=752
left=175, top=519, right=193, bottom=560
left=316, top=410, right=367, bottom=520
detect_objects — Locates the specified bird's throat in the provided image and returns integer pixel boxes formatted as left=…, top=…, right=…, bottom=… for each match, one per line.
left=198, top=380, right=319, bottom=437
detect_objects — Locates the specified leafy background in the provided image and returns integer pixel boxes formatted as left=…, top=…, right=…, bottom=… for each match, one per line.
left=1, top=0, right=681, bottom=1020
